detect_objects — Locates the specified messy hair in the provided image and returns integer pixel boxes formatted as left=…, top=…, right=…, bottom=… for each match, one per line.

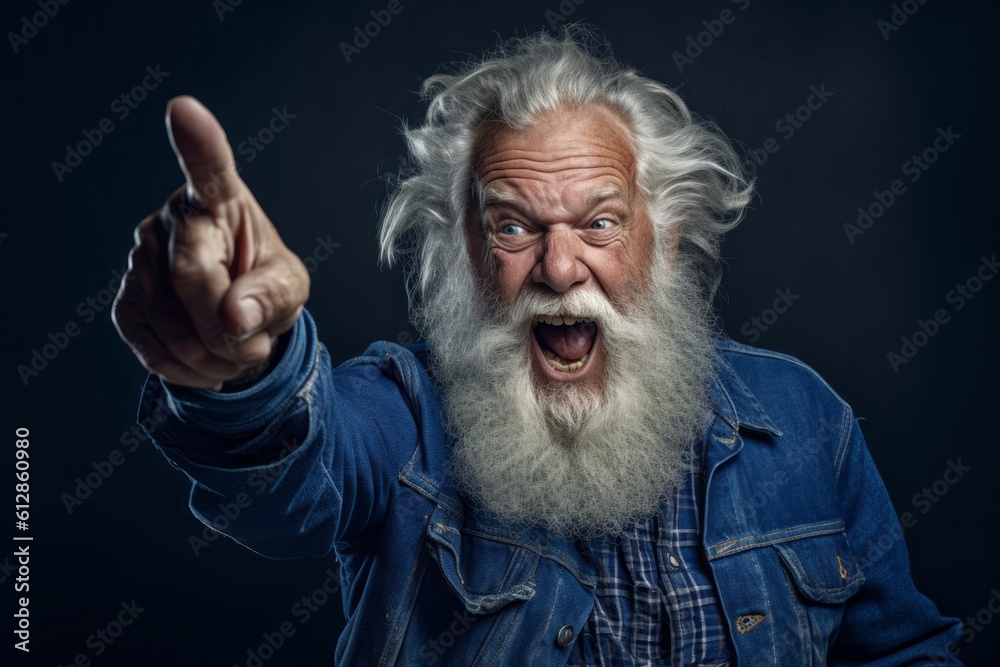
left=379, top=26, right=751, bottom=306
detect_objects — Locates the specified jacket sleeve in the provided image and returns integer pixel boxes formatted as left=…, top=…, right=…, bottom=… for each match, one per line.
left=136, top=308, right=419, bottom=558
left=830, top=412, right=963, bottom=665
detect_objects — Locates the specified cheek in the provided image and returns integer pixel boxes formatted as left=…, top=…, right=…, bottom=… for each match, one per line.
left=624, top=218, right=656, bottom=291
left=631, top=239, right=655, bottom=290
left=586, top=242, right=635, bottom=297
left=490, top=248, right=533, bottom=302
left=595, top=236, right=654, bottom=305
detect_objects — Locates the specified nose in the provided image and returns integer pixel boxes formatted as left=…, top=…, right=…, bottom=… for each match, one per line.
left=531, top=229, right=589, bottom=293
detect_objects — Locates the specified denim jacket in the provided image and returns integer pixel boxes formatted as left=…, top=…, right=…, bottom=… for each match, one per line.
left=139, top=310, right=962, bottom=665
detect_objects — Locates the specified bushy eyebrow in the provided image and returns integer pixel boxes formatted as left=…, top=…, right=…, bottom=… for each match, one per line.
left=481, top=187, right=516, bottom=208
left=585, top=186, right=630, bottom=210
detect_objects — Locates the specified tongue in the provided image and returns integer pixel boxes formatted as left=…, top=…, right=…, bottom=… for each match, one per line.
left=536, top=322, right=596, bottom=362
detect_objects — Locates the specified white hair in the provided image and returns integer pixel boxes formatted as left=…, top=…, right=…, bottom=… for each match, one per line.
left=379, top=26, right=752, bottom=305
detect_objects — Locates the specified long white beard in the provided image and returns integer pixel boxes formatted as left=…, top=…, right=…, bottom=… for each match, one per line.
left=418, top=252, right=715, bottom=538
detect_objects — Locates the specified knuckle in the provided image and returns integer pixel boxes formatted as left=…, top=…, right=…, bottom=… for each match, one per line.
left=295, top=257, right=312, bottom=299
left=159, top=200, right=181, bottom=233
left=169, top=249, right=211, bottom=286
left=255, top=292, right=277, bottom=322
left=268, top=264, right=308, bottom=315
left=133, top=344, right=171, bottom=376
left=133, top=218, right=152, bottom=246
left=169, top=184, right=199, bottom=212
left=111, top=286, right=147, bottom=336
left=110, top=298, right=129, bottom=331
left=125, top=247, right=156, bottom=291
left=144, top=357, right=173, bottom=376
left=131, top=216, right=165, bottom=260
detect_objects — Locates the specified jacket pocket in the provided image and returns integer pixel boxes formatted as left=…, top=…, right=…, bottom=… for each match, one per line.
left=394, top=507, right=540, bottom=665
left=770, top=529, right=866, bottom=665
left=424, top=506, right=538, bottom=615
left=774, top=529, right=864, bottom=604
left=709, top=523, right=865, bottom=665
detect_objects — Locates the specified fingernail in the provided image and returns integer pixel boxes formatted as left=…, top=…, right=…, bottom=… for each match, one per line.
left=240, top=298, right=264, bottom=333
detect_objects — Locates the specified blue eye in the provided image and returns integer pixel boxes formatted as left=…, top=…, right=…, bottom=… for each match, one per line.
left=500, top=224, right=522, bottom=236
left=592, top=219, right=613, bottom=230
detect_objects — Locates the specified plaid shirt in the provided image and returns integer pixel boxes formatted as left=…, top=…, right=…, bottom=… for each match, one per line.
left=568, top=451, right=734, bottom=666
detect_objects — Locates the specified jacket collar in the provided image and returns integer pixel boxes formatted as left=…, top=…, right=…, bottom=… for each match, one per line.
left=708, top=345, right=783, bottom=437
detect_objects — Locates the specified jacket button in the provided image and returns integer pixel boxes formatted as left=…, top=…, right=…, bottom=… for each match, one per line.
left=556, top=624, right=574, bottom=647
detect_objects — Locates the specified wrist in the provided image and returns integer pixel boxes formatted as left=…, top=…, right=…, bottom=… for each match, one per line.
left=220, top=330, right=292, bottom=393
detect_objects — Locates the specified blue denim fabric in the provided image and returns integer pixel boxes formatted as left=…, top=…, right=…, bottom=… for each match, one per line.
left=139, top=309, right=963, bottom=665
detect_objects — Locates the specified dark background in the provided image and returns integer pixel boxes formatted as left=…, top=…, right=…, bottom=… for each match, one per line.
left=4, top=0, right=998, bottom=664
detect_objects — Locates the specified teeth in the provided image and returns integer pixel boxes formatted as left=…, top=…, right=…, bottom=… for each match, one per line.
left=542, top=351, right=589, bottom=373
left=532, top=315, right=594, bottom=326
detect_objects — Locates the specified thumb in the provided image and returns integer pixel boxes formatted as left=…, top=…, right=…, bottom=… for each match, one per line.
left=166, top=96, right=242, bottom=208
left=222, top=251, right=310, bottom=341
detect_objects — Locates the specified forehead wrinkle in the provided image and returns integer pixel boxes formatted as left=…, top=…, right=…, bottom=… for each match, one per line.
left=484, top=140, right=634, bottom=160
left=472, top=100, right=636, bottom=154
left=472, top=104, right=642, bottom=224
left=478, top=147, right=635, bottom=177
left=480, top=166, right=631, bottom=188
left=483, top=173, right=632, bottom=224
left=481, top=167, right=633, bottom=211
left=479, top=159, right=633, bottom=182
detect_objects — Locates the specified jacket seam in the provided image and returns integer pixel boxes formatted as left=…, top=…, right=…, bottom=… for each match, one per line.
left=707, top=522, right=846, bottom=560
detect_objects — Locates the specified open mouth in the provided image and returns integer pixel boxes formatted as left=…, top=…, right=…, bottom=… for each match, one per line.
left=532, top=315, right=599, bottom=373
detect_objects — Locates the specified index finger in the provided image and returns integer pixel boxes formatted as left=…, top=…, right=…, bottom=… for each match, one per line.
left=166, top=96, right=243, bottom=209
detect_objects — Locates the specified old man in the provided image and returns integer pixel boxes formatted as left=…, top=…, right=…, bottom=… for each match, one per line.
left=114, top=30, right=961, bottom=665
